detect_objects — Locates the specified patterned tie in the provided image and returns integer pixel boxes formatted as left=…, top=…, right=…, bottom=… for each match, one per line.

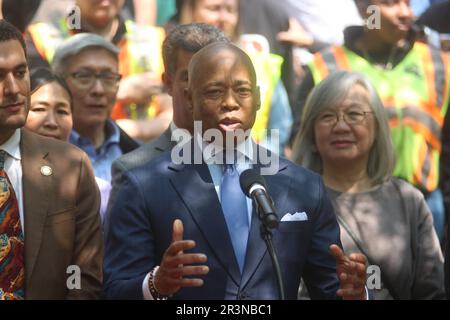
left=220, top=164, right=249, bottom=273
left=0, top=150, right=25, bottom=300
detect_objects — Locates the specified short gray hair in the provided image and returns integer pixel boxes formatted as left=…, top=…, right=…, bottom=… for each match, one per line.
left=51, top=33, right=119, bottom=76
left=292, top=71, right=395, bottom=185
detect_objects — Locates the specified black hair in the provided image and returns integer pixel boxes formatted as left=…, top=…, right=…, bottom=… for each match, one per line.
left=2, top=0, right=42, bottom=33
left=30, top=67, right=73, bottom=109
left=162, top=23, right=229, bottom=75
left=0, top=19, right=27, bottom=57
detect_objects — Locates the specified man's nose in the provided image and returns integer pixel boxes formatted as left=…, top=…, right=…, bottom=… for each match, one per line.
left=3, top=73, right=21, bottom=96
left=222, top=89, right=239, bottom=110
left=90, top=78, right=106, bottom=95
left=398, top=0, right=413, bottom=19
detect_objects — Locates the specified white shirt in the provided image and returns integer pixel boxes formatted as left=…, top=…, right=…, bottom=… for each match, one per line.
left=199, top=134, right=254, bottom=227
left=169, top=121, right=179, bottom=134
left=0, top=129, right=24, bottom=232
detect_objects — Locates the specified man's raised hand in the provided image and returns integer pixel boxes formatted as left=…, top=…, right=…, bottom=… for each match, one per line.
left=154, top=219, right=209, bottom=296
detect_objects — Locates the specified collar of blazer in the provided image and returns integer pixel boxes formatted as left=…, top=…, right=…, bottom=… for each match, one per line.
left=20, top=129, right=53, bottom=287
left=155, top=126, right=177, bottom=153
left=167, top=141, right=290, bottom=287
left=167, top=139, right=288, bottom=173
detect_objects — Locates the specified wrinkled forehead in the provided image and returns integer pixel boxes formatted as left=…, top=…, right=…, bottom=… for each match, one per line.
left=66, top=47, right=118, bottom=70
left=189, top=47, right=256, bottom=87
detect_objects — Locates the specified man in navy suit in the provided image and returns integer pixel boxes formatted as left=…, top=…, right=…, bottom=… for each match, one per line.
left=103, top=42, right=367, bottom=300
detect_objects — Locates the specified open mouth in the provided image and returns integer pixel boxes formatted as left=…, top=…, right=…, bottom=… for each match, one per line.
left=219, top=118, right=242, bottom=131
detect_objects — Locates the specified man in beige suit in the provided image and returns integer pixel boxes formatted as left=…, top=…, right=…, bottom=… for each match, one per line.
left=0, top=20, right=102, bottom=299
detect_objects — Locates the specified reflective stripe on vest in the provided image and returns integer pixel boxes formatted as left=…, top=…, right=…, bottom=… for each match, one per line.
left=119, top=20, right=165, bottom=78
left=28, top=19, right=166, bottom=121
left=27, top=21, right=69, bottom=63
left=114, top=21, right=165, bottom=120
left=249, top=52, right=283, bottom=143
left=308, top=42, right=450, bottom=192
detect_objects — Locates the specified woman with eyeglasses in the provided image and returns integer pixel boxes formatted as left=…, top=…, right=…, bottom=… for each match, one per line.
left=292, top=71, right=445, bottom=299
left=25, top=67, right=111, bottom=223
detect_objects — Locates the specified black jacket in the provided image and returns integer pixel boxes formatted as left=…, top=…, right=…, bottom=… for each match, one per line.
left=118, top=127, right=139, bottom=155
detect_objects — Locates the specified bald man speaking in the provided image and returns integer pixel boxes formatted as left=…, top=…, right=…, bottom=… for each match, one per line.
left=104, top=42, right=367, bottom=300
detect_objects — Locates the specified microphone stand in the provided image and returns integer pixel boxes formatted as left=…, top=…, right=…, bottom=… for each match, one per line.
left=254, top=199, right=285, bottom=300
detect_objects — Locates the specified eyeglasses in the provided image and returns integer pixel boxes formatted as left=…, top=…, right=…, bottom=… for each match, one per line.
left=68, top=70, right=122, bottom=91
left=316, top=110, right=373, bottom=126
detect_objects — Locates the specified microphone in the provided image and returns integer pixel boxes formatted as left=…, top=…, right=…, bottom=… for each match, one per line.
left=240, top=169, right=285, bottom=299
left=239, top=169, right=279, bottom=229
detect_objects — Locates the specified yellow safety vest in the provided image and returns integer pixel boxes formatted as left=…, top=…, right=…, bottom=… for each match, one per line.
left=27, top=19, right=165, bottom=120
left=308, top=42, right=450, bottom=192
left=248, top=52, right=284, bottom=143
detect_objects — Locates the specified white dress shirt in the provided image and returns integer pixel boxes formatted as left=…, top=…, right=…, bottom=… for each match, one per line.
left=0, top=129, right=24, bottom=233
left=200, top=134, right=255, bottom=227
left=169, top=121, right=179, bottom=134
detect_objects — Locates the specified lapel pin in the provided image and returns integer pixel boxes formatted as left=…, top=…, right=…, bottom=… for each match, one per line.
left=40, top=165, right=52, bottom=176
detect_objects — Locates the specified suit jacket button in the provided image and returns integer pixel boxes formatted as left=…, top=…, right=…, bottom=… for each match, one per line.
left=238, top=292, right=249, bottom=300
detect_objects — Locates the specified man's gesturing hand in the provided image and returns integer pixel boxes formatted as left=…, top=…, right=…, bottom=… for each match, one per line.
left=330, top=244, right=368, bottom=300
left=154, top=219, right=209, bottom=296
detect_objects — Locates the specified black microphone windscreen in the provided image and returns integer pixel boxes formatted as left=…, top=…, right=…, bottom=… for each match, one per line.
left=239, top=169, right=266, bottom=197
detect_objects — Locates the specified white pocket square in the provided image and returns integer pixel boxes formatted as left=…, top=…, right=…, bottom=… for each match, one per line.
left=281, top=211, right=308, bottom=222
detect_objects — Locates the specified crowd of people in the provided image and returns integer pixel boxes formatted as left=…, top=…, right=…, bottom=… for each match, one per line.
left=0, top=0, right=449, bottom=300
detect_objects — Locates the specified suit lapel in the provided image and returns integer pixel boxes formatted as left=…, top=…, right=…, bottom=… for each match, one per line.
left=154, top=127, right=176, bottom=153
left=168, top=161, right=241, bottom=285
left=20, top=130, right=52, bottom=287
left=240, top=159, right=290, bottom=289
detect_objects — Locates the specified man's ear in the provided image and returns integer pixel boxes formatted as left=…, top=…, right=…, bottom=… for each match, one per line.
left=162, top=72, right=173, bottom=96
left=184, top=87, right=194, bottom=115
left=255, top=86, right=261, bottom=111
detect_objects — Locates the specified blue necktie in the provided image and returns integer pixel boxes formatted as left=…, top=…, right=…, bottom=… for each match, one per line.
left=220, top=164, right=249, bottom=273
